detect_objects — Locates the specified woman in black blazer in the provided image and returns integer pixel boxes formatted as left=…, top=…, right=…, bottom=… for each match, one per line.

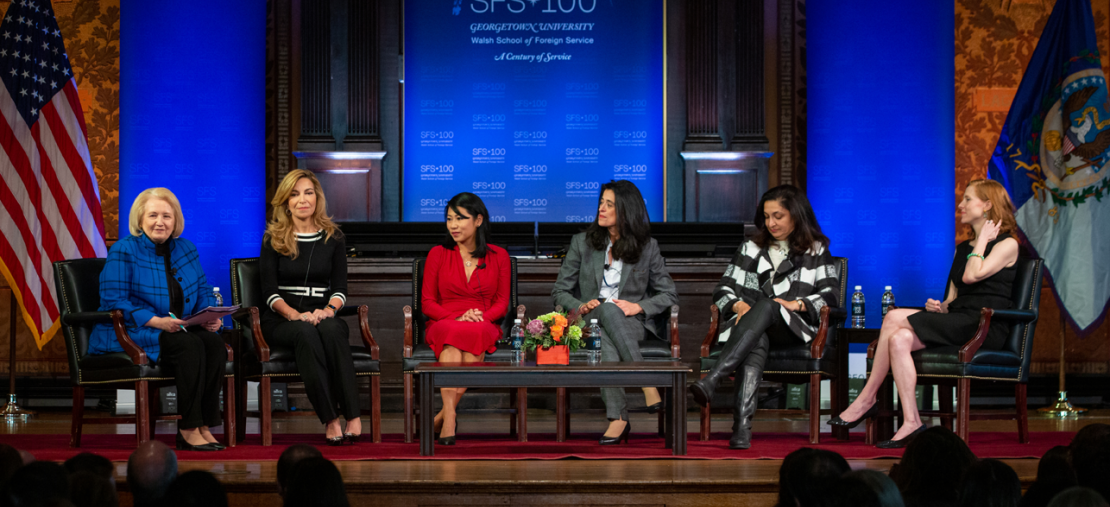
left=551, top=180, right=678, bottom=445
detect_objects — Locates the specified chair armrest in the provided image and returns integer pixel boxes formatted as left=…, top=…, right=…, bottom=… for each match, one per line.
left=825, top=307, right=848, bottom=324
left=958, top=308, right=993, bottom=363
left=516, top=304, right=526, bottom=322
left=336, top=306, right=359, bottom=318
left=701, top=304, right=719, bottom=358
left=62, top=311, right=113, bottom=326
left=809, top=306, right=833, bottom=359
left=355, top=305, right=379, bottom=361
left=403, top=305, right=414, bottom=359
left=110, top=310, right=148, bottom=366
left=232, top=307, right=270, bottom=362
left=224, top=342, right=234, bottom=362
left=987, top=308, right=1036, bottom=323
left=669, top=305, right=680, bottom=359
left=867, top=339, right=878, bottom=359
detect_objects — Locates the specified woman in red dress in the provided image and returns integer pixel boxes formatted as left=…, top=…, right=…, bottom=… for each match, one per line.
left=421, top=192, right=510, bottom=445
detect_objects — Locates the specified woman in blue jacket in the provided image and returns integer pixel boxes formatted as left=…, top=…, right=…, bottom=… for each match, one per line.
left=89, top=188, right=226, bottom=451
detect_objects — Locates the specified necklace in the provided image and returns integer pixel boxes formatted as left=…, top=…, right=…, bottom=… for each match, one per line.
left=464, top=260, right=473, bottom=267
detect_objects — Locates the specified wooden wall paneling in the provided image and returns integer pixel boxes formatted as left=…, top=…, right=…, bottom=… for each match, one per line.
left=734, top=0, right=768, bottom=148
left=298, top=0, right=333, bottom=149
left=684, top=0, right=722, bottom=148
left=379, top=0, right=402, bottom=221
left=329, top=0, right=349, bottom=147
left=270, top=0, right=294, bottom=196
left=346, top=0, right=382, bottom=149
left=665, top=0, right=688, bottom=221
left=776, top=0, right=795, bottom=186
left=792, top=0, right=806, bottom=187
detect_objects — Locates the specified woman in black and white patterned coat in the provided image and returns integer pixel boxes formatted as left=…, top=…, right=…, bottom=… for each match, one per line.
left=689, top=185, right=839, bottom=450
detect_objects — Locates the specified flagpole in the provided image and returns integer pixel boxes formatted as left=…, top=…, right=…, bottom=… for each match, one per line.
left=1038, top=317, right=1085, bottom=417
left=1, top=291, right=33, bottom=421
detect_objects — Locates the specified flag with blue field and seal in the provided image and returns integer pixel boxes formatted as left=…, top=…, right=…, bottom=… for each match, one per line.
left=989, top=0, right=1110, bottom=332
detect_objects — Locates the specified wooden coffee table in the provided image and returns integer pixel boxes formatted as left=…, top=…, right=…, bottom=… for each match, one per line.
left=415, top=361, right=691, bottom=456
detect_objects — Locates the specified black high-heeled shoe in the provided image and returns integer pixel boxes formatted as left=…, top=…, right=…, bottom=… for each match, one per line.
left=325, top=435, right=345, bottom=446
left=176, top=433, right=220, bottom=451
left=828, top=403, right=880, bottom=429
left=876, top=423, right=927, bottom=449
left=645, top=402, right=662, bottom=414
left=599, top=420, right=631, bottom=445
left=344, top=433, right=361, bottom=444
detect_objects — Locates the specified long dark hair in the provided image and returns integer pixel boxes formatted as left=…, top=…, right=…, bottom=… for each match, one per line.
left=753, top=184, right=829, bottom=255
left=585, top=180, right=651, bottom=264
left=440, top=192, right=492, bottom=258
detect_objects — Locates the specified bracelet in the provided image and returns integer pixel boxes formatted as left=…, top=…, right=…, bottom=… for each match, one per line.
left=966, top=252, right=986, bottom=261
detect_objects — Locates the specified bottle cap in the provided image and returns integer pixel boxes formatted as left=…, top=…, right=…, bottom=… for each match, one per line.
left=213, top=287, right=220, bottom=292
left=885, top=286, right=892, bottom=290
left=591, top=319, right=598, bottom=324
left=855, top=285, right=862, bottom=290
left=514, top=319, right=521, bottom=324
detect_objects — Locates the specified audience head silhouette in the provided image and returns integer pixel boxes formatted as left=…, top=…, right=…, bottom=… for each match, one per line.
left=958, top=458, right=1021, bottom=507
left=68, top=471, right=119, bottom=507
left=1046, top=487, right=1109, bottom=507
left=1, top=461, right=70, bottom=507
left=64, top=453, right=115, bottom=485
left=819, top=469, right=905, bottom=507
left=282, top=457, right=349, bottom=507
left=1069, top=423, right=1110, bottom=503
left=164, top=470, right=227, bottom=507
left=277, top=445, right=323, bottom=497
left=891, top=426, right=977, bottom=506
left=1021, top=446, right=1077, bottom=507
left=126, top=441, right=178, bottom=507
left=777, top=448, right=850, bottom=507
left=0, top=445, right=23, bottom=492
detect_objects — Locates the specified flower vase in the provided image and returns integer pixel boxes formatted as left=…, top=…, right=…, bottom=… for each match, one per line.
left=535, top=345, right=570, bottom=365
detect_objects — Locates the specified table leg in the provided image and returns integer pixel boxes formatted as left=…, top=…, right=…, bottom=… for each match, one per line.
left=516, top=387, right=528, bottom=442
left=673, top=373, right=687, bottom=455
left=555, top=387, right=567, bottom=442
left=663, top=385, right=673, bottom=450
left=877, top=376, right=895, bottom=442
left=419, top=372, right=434, bottom=456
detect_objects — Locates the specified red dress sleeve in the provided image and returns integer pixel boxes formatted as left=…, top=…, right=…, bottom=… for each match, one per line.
left=421, top=246, right=461, bottom=321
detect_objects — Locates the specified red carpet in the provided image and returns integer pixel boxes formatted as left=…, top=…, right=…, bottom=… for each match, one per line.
left=0, top=431, right=1072, bottom=462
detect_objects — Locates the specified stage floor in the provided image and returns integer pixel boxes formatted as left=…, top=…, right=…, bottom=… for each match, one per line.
left=3, top=408, right=1104, bottom=507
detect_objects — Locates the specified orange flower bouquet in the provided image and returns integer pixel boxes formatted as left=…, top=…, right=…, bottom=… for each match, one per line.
left=523, top=310, right=585, bottom=365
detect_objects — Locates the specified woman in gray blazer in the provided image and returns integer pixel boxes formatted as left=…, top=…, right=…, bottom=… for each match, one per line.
left=552, top=180, right=678, bottom=445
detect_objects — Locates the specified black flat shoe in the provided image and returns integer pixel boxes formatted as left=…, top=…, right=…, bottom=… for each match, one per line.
left=344, top=433, right=361, bottom=444
left=599, top=421, right=631, bottom=445
left=438, top=435, right=456, bottom=446
left=876, top=424, right=927, bottom=449
left=206, top=441, right=227, bottom=450
left=828, top=403, right=880, bottom=429
left=325, top=435, right=345, bottom=446
left=176, top=433, right=220, bottom=451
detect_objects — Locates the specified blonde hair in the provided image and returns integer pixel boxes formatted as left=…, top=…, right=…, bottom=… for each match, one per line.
left=129, top=188, right=185, bottom=238
left=265, top=170, right=341, bottom=258
left=966, top=179, right=1017, bottom=240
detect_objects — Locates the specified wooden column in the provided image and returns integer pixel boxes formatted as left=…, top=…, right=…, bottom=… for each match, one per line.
left=684, top=0, right=721, bottom=149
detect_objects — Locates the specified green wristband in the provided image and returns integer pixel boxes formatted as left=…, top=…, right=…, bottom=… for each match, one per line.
left=966, top=252, right=985, bottom=261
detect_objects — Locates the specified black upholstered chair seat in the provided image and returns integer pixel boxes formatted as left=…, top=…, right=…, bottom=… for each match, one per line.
left=863, top=258, right=1044, bottom=444
left=697, top=256, right=849, bottom=444
left=402, top=344, right=516, bottom=372
left=243, top=346, right=381, bottom=376
left=231, top=257, right=383, bottom=445
left=55, top=258, right=238, bottom=448
left=702, top=342, right=841, bottom=376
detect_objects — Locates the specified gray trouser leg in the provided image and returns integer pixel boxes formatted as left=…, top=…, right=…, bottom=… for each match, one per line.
left=593, top=303, right=645, bottom=421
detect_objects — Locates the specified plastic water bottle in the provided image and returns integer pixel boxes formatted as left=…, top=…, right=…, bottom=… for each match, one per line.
left=881, top=286, right=895, bottom=318
left=510, top=319, right=526, bottom=364
left=585, top=319, right=602, bottom=365
left=851, top=286, right=866, bottom=329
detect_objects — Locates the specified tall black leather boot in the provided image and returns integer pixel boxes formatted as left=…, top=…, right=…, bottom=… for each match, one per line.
left=689, top=326, right=763, bottom=408
left=729, top=362, right=762, bottom=449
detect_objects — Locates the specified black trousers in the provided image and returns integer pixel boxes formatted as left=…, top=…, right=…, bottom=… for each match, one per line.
left=158, top=328, right=226, bottom=430
left=264, top=318, right=360, bottom=424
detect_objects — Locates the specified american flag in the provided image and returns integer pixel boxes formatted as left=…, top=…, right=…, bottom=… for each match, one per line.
left=0, top=0, right=106, bottom=349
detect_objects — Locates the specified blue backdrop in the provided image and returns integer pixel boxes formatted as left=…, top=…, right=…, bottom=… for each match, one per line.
left=403, top=0, right=664, bottom=223
left=119, top=1, right=265, bottom=299
left=808, top=2, right=954, bottom=324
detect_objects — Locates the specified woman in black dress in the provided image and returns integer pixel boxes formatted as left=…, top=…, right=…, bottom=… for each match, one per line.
left=830, top=179, right=1020, bottom=448
left=261, top=169, right=360, bottom=445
